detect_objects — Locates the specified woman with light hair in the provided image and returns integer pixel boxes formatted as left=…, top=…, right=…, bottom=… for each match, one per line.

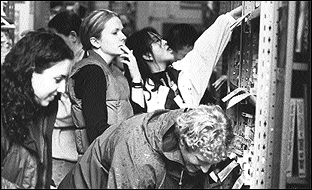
left=66, top=9, right=144, bottom=158
left=59, top=104, right=234, bottom=189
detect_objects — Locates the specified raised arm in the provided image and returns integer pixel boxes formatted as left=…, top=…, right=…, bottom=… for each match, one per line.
left=173, top=6, right=243, bottom=107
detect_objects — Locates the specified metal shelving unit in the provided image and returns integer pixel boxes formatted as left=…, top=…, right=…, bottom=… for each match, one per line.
left=252, top=1, right=310, bottom=189
left=251, top=1, right=282, bottom=188
left=221, top=1, right=310, bottom=188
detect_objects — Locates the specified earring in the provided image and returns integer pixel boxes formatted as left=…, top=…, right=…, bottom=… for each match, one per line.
left=142, top=53, right=153, bottom=61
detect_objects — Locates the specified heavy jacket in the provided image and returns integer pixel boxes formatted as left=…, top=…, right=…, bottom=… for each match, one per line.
left=52, top=48, right=86, bottom=163
left=59, top=108, right=230, bottom=189
left=1, top=99, right=58, bottom=189
left=67, top=50, right=134, bottom=155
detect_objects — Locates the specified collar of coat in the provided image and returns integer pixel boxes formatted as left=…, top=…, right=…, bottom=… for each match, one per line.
left=21, top=98, right=58, bottom=161
left=142, top=108, right=191, bottom=167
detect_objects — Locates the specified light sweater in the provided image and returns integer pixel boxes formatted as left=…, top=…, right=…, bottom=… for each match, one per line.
left=172, top=13, right=236, bottom=107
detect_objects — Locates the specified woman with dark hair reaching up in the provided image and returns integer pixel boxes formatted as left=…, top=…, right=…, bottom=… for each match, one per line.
left=125, top=6, right=243, bottom=113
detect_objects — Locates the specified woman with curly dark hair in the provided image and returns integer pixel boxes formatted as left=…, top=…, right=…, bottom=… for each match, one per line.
left=1, top=29, right=74, bottom=189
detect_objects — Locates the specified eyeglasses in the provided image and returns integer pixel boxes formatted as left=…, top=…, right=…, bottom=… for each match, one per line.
left=147, top=31, right=165, bottom=47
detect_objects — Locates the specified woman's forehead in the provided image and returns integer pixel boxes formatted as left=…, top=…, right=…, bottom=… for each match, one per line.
left=103, top=16, right=123, bottom=31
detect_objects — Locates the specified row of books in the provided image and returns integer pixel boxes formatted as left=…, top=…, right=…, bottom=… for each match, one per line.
left=286, top=98, right=307, bottom=178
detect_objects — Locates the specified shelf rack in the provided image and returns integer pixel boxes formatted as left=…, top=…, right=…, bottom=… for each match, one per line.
left=221, top=1, right=310, bottom=188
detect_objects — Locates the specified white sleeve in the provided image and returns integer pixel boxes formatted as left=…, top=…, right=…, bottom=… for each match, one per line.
left=173, top=13, right=236, bottom=107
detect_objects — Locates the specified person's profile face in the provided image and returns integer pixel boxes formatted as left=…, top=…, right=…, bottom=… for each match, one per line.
left=180, top=145, right=213, bottom=175
left=147, top=32, right=174, bottom=63
left=96, top=17, right=127, bottom=56
left=179, top=140, right=225, bottom=176
left=31, top=59, right=72, bottom=106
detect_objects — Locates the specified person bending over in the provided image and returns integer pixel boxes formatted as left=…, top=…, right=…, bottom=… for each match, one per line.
left=59, top=104, right=234, bottom=189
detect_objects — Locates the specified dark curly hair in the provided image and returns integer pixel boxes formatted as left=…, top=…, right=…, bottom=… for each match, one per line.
left=1, top=29, right=74, bottom=144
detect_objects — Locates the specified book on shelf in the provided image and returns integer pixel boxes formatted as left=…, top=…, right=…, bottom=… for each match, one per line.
left=294, top=1, right=310, bottom=63
left=286, top=97, right=307, bottom=179
left=296, top=98, right=306, bottom=179
left=286, top=98, right=296, bottom=178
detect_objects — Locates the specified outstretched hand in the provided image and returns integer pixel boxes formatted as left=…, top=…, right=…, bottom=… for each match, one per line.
left=213, top=75, right=228, bottom=91
left=229, top=5, right=243, bottom=20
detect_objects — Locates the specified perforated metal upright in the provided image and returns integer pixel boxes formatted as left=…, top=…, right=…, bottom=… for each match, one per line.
left=251, top=1, right=286, bottom=188
left=221, top=1, right=308, bottom=188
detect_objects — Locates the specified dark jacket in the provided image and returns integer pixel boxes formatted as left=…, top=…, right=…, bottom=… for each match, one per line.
left=1, top=99, right=58, bottom=189
left=59, top=108, right=235, bottom=189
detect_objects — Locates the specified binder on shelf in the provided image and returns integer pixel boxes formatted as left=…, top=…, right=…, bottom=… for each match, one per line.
left=286, top=98, right=296, bottom=178
left=296, top=98, right=306, bottom=179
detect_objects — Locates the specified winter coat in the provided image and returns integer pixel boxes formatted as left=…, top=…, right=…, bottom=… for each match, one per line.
left=52, top=48, right=86, bottom=163
left=59, top=12, right=241, bottom=189
left=59, top=108, right=220, bottom=189
left=68, top=50, right=134, bottom=156
left=1, top=99, right=58, bottom=189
